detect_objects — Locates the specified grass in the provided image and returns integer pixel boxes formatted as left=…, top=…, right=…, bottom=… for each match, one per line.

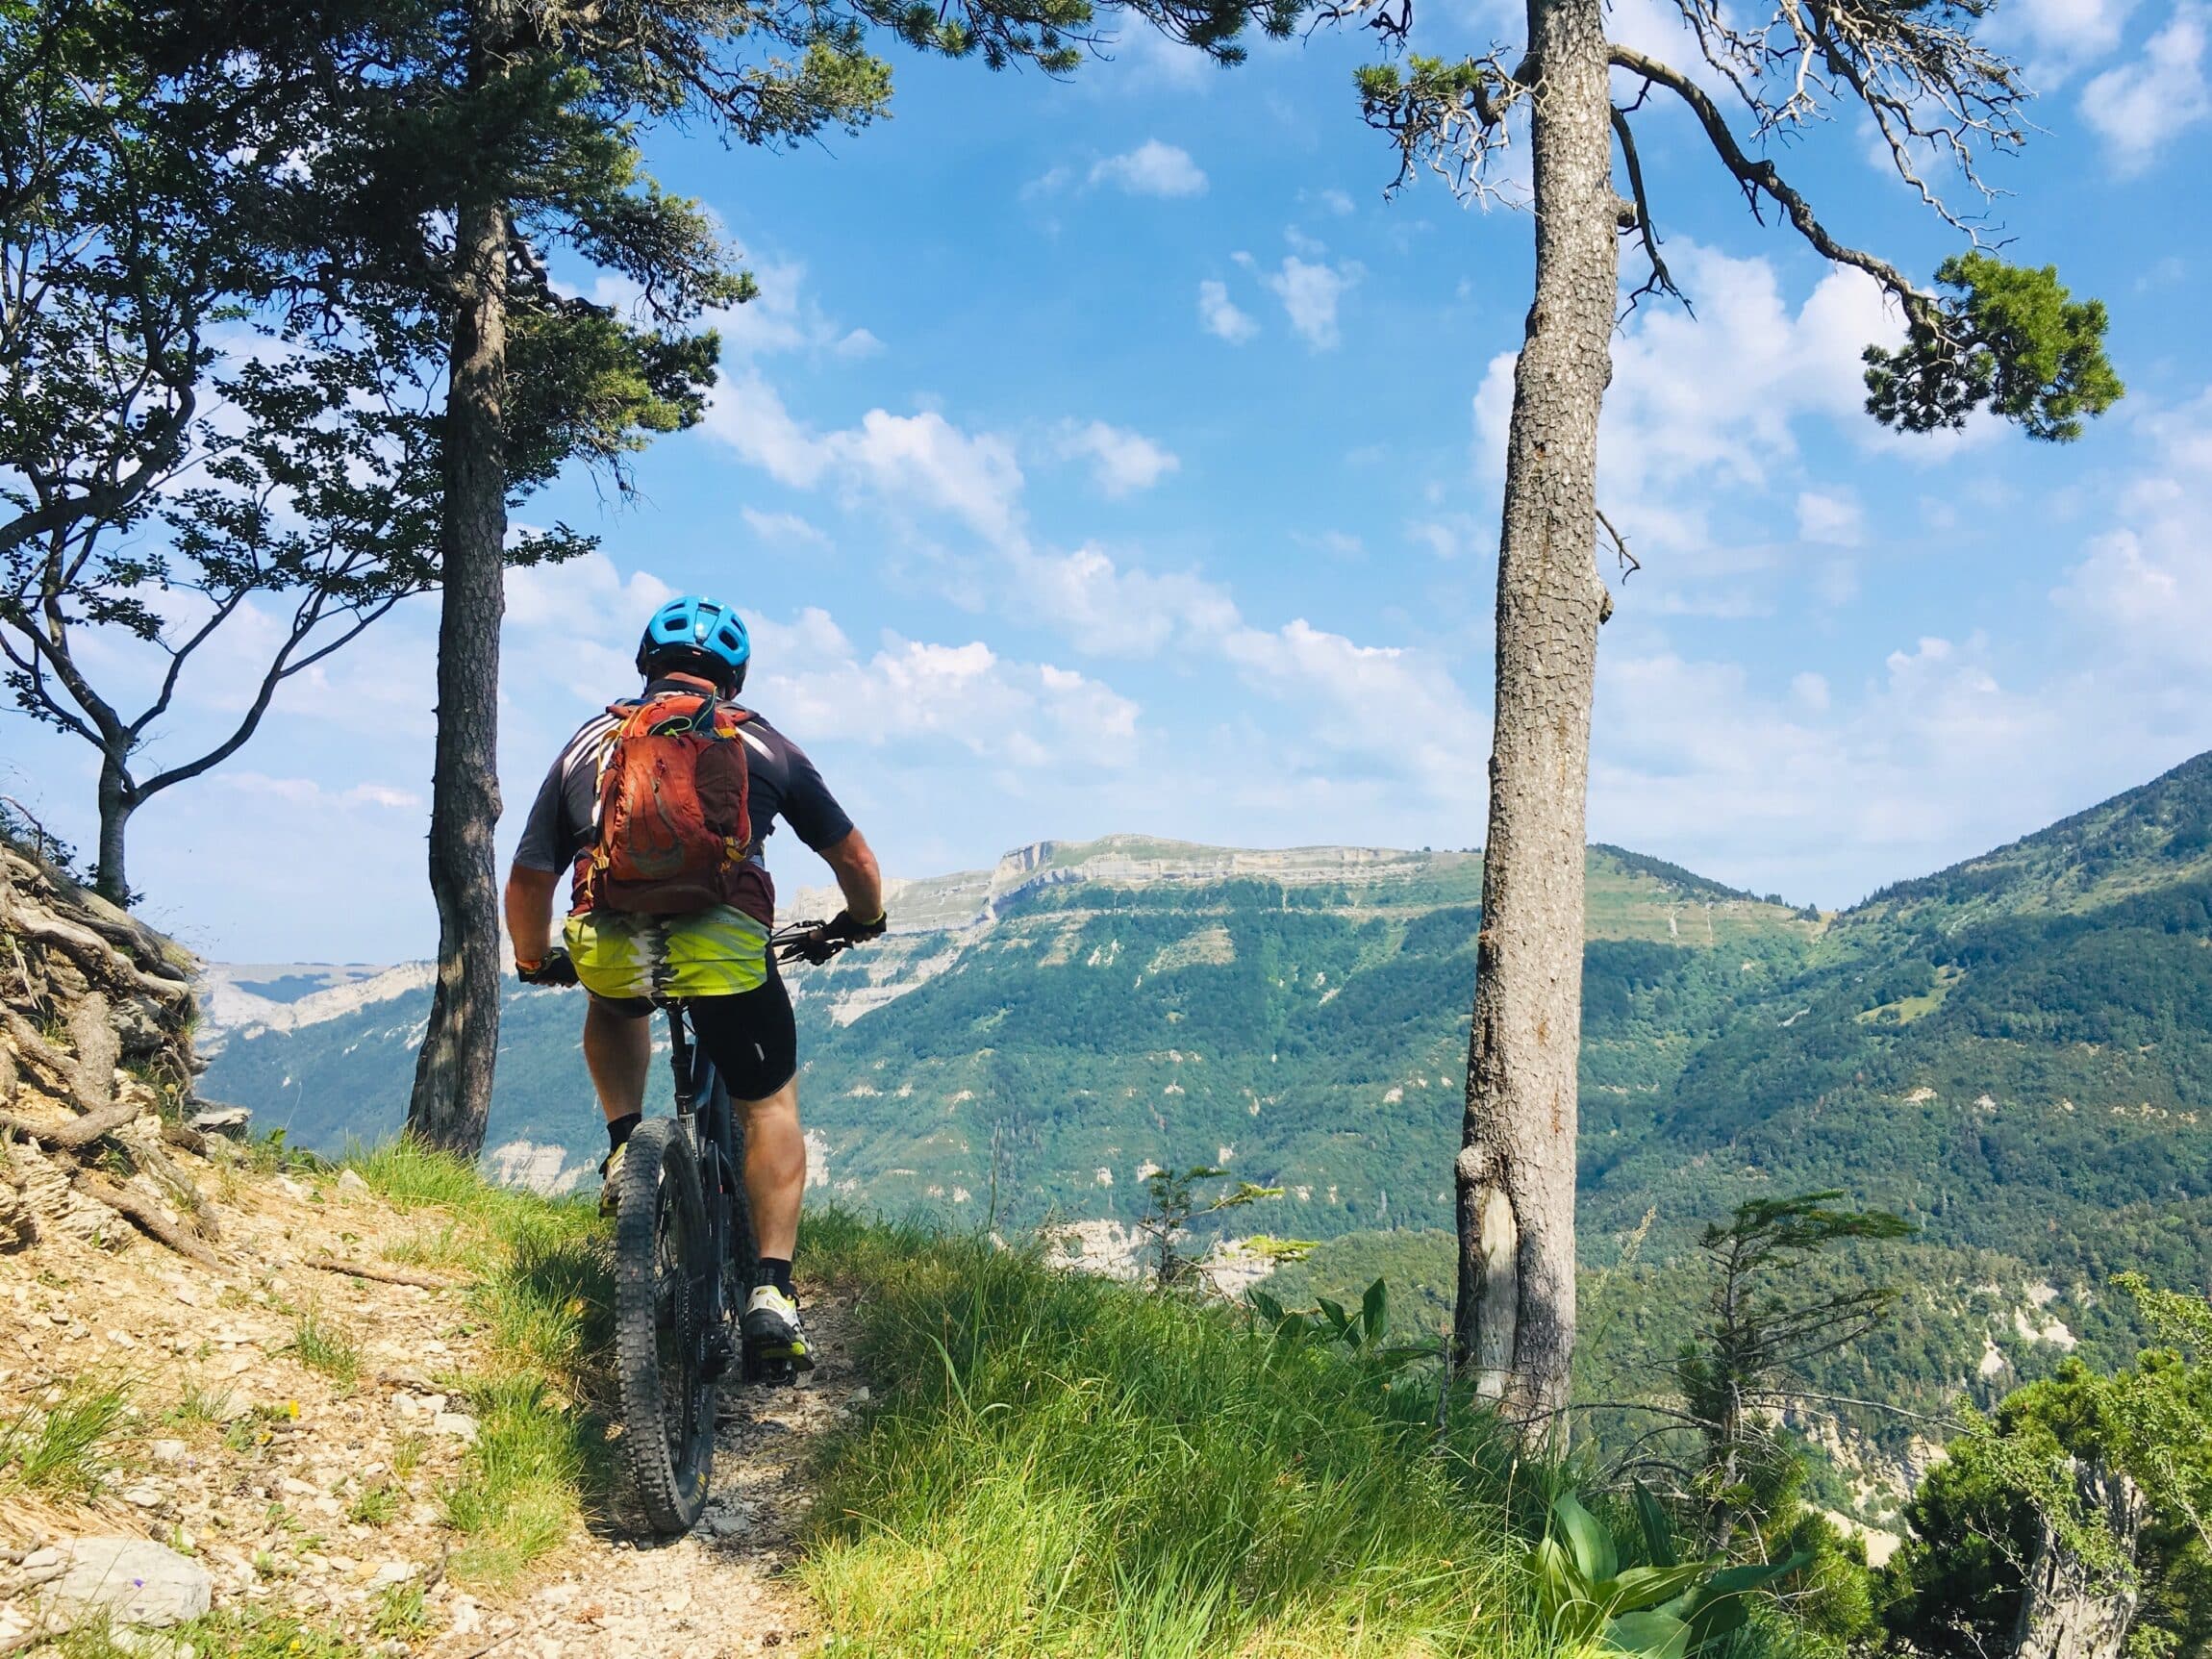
left=795, top=1210, right=1548, bottom=1658
left=441, top=1373, right=590, bottom=1583
left=326, top=1143, right=1797, bottom=1654
left=0, top=1374, right=132, bottom=1501
left=287, top=1308, right=364, bottom=1387
left=163, top=1381, right=236, bottom=1433
left=371, top=1579, right=433, bottom=1642
left=54, top=1606, right=365, bottom=1659
left=347, top=1479, right=403, bottom=1526
left=383, top=1219, right=475, bottom=1272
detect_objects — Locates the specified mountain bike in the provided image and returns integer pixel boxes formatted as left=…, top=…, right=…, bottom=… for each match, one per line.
left=524, top=918, right=862, bottom=1537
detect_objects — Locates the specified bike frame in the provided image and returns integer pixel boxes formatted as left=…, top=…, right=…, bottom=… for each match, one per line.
left=662, top=1001, right=742, bottom=1369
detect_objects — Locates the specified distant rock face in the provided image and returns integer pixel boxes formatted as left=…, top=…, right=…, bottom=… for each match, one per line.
left=194, top=961, right=436, bottom=1054
left=775, top=836, right=1482, bottom=1027
left=208, top=837, right=1485, bottom=1043
left=485, top=1139, right=585, bottom=1196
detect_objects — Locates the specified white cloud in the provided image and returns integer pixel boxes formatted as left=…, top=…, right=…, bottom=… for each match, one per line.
left=219, top=773, right=423, bottom=811
left=1090, top=139, right=1208, bottom=197
left=1999, top=0, right=2139, bottom=68
left=1004, top=543, right=1240, bottom=657
left=1219, top=620, right=1484, bottom=805
left=503, top=552, right=676, bottom=712
left=704, top=256, right=877, bottom=364
left=692, top=362, right=1501, bottom=833
left=1796, top=489, right=1864, bottom=546
left=1303, top=530, right=1366, bottom=559
left=747, top=611, right=1141, bottom=769
left=1197, top=280, right=1259, bottom=343
left=1317, top=188, right=1356, bottom=216
left=702, top=373, right=1025, bottom=545
left=1588, top=636, right=2069, bottom=904
left=1021, top=164, right=1073, bottom=201
left=1584, top=387, right=2212, bottom=905
left=740, top=507, right=834, bottom=550
left=703, top=370, right=834, bottom=489
left=838, top=409, right=1025, bottom=545
left=1263, top=254, right=1361, bottom=351
left=1596, top=245, right=1897, bottom=497
left=1094, top=27, right=1219, bottom=92
left=1056, top=420, right=1181, bottom=496
left=1407, top=515, right=1487, bottom=560
left=2082, top=3, right=2211, bottom=169
left=2051, top=391, right=2212, bottom=673
left=1472, top=241, right=1930, bottom=574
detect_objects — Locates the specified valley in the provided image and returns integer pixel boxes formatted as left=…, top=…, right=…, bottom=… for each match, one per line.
left=199, top=756, right=2212, bottom=1501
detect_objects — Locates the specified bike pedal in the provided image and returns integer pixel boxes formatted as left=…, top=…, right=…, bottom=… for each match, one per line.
left=742, top=1350, right=798, bottom=1386
left=701, top=1329, right=738, bottom=1383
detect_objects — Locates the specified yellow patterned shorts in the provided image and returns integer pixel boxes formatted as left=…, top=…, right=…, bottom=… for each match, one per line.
left=563, top=905, right=770, bottom=1006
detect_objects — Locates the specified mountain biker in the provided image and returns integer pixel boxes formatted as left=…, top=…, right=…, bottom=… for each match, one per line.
left=502, top=594, right=885, bottom=1375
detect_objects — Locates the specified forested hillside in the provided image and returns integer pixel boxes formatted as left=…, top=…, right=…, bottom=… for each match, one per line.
left=201, top=836, right=1813, bottom=1224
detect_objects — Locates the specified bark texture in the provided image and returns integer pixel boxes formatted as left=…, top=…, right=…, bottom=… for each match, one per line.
left=2014, top=1462, right=2144, bottom=1659
left=406, top=172, right=510, bottom=1158
left=95, top=754, right=133, bottom=907
left=1453, top=0, right=1621, bottom=1433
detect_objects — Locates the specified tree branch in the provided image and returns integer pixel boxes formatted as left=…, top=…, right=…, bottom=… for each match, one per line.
left=1609, top=45, right=1936, bottom=328
left=129, top=589, right=408, bottom=803
left=1609, top=106, right=1685, bottom=315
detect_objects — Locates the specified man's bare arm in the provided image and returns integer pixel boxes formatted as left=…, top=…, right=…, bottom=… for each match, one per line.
left=818, top=828, right=885, bottom=925
left=505, top=864, right=561, bottom=968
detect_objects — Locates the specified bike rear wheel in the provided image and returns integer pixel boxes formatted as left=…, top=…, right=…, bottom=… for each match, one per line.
left=608, top=1118, right=715, bottom=1536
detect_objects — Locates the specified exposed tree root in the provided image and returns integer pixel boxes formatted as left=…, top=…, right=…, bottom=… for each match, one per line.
left=305, top=1255, right=463, bottom=1292
left=70, top=1169, right=221, bottom=1268
left=3, top=834, right=220, bottom=1269
left=0, top=1090, right=140, bottom=1149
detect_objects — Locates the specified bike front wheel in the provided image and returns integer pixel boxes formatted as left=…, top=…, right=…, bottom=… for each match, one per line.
left=608, top=1118, right=716, bottom=1536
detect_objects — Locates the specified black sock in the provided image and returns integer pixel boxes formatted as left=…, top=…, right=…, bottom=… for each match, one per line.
left=605, top=1112, right=641, bottom=1152
left=757, top=1257, right=794, bottom=1296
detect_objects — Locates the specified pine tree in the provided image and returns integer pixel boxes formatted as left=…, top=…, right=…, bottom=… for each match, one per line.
left=1345, top=0, right=2121, bottom=1430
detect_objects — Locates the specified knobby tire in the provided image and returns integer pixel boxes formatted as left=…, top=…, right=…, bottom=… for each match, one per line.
left=609, top=1118, right=715, bottom=1537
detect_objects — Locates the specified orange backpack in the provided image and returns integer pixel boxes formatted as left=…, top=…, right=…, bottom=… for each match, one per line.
left=570, top=691, right=754, bottom=917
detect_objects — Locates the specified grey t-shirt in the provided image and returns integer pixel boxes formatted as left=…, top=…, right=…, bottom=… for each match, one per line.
left=514, top=682, right=855, bottom=884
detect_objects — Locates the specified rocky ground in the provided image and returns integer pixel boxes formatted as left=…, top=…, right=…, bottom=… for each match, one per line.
left=0, top=1147, right=862, bottom=1657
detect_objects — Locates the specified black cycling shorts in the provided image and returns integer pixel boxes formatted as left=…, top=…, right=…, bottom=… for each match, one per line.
left=589, top=968, right=798, bottom=1101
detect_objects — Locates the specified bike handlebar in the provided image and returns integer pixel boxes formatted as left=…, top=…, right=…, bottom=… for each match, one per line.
left=770, top=918, right=861, bottom=966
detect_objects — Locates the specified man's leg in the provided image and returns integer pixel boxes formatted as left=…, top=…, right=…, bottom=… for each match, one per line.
left=690, top=975, right=812, bottom=1370
left=734, top=1075, right=805, bottom=1260
left=582, top=998, right=652, bottom=1124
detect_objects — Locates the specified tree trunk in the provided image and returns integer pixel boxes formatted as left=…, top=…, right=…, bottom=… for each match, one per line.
left=406, top=177, right=509, bottom=1158
left=92, top=753, right=134, bottom=907
left=1453, top=0, right=1621, bottom=1435
left=2014, top=1462, right=2144, bottom=1659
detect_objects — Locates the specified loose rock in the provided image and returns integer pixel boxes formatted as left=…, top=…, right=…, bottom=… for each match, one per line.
left=27, top=1537, right=213, bottom=1631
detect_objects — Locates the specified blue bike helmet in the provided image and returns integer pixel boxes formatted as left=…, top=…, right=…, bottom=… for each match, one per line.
left=637, top=595, right=750, bottom=692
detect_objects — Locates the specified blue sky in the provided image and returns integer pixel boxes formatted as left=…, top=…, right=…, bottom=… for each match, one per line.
left=9, top=0, right=2212, bottom=963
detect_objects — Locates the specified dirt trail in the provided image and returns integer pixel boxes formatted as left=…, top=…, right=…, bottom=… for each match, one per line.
left=0, top=1155, right=862, bottom=1658
left=460, top=1303, right=860, bottom=1659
